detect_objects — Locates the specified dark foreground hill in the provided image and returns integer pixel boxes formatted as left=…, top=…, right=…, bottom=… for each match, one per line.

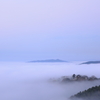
left=70, top=85, right=100, bottom=100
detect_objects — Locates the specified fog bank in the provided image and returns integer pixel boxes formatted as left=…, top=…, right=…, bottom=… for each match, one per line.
left=0, top=62, right=100, bottom=100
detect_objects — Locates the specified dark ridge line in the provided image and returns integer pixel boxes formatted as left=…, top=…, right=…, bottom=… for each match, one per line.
left=80, top=61, right=100, bottom=65
left=28, top=59, right=67, bottom=63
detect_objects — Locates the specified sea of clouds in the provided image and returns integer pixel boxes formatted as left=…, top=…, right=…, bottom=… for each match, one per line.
left=0, top=62, right=100, bottom=100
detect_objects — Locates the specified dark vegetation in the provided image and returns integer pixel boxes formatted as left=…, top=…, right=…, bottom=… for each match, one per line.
left=70, top=85, right=100, bottom=100
left=48, top=74, right=100, bottom=100
left=49, top=74, right=100, bottom=82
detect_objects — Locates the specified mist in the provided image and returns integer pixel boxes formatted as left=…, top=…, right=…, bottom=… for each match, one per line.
left=0, top=62, right=100, bottom=100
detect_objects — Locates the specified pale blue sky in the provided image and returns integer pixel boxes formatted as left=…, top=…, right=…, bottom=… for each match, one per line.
left=0, top=0, right=100, bottom=61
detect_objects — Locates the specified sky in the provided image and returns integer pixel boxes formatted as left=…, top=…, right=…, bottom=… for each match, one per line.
left=0, top=0, right=100, bottom=62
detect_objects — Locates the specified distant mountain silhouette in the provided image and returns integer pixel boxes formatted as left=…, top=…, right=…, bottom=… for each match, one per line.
left=80, top=61, right=100, bottom=65
left=29, top=59, right=67, bottom=63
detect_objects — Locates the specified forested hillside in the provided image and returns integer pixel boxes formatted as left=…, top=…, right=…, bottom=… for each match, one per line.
left=70, top=85, right=100, bottom=100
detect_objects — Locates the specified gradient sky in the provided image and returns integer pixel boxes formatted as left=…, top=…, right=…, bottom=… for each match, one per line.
left=0, top=0, right=100, bottom=61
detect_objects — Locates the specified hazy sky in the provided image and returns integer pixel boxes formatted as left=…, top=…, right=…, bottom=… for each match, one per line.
left=0, top=0, right=100, bottom=61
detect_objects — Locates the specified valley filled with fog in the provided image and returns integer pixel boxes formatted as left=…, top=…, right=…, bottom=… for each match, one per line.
left=0, top=62, right=100, bottom=100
